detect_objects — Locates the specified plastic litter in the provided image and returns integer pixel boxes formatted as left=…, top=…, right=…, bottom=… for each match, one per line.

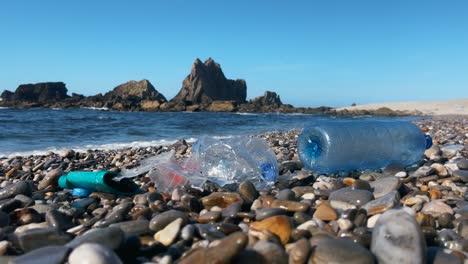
left=297, top=120, right=432, bottom=174
left=143, top=150, right=189, bottom=193
left=187, top=136, right=278, bottom=189
left=72, top=188, right=92, bottom=197
left=116, top=136, right=279, bottom=193
left=58, top=171, right=140, bottom=196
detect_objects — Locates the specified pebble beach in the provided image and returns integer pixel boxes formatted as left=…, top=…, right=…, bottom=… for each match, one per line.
left=0, top=116, right=467, bottom=264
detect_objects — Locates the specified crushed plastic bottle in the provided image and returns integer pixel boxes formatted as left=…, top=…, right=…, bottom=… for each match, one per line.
left=188, top=136, right=278, bottom=189
left=297, top=120, right=432, bottom=174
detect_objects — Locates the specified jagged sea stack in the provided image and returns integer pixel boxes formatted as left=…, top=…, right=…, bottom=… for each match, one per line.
left=171, top=58, right=247, bottom=105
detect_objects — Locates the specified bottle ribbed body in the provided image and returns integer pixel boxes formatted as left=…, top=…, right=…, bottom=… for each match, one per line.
left=297, top=120, right=426, bottom=173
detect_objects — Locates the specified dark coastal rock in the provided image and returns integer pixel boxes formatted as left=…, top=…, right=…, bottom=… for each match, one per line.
left=10, top=246, right=71, bottom=264
left=207, top=100, right=237, bottom=112
left=104, top=79, right=167, bottom=111
left=172, top=58, right=247, bottom=105
left=9, top=82, right=68, bottom=104
left=0, top=90, right=13, bottom=101
left=105, top=79, right=166, bottom=102
left=250, top=91, right=283, bottom=108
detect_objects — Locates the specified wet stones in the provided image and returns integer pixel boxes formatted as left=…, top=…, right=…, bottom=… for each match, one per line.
left=270, top=200, right=309, bottom=212
left=109, top=219, right=151, bottom=235
left=0, top=181, right=32, bottom=200
left=10, top=208, right=42, bottom=225
left=178, top=232, right=247, bottom=264
left=149, top=210, right=189, bottom=232
left=66, top=227, right=125, bottom=250
left=440, top=145, right=463, bottom=158
left=201, top=192, right=243, bottom=210
left=37, top=168, right=63, bottom=190
left=45, top=209, right=74, bottom=230
left=154, top=218, right=183, bottom=246
left=11, top=228, right=72, bottom=252
left=68, top=243, right=122, bottom=264
left=328, top=188, right=373, bottom=210
left=421, top=200, right=454, bottom=217
left=362, top=190, right=399, bottom=216
left=457, top=159, right=468, bottom=170
left=424, top=145, right=441, bottom=158
left=309, top=238, right=375, bottom=264
left=252, top=239, right=288, bottom=264
left=250, top=215, right=292, bottom=245
left=369, top=177, right=401, bottom=199
left=255, top=208, right=287, bottom=221
left=287, top=238, right=310, bottom=264
left=371, top=209, right=426, bottom=264
left=313, top=202, right=337, bottom=221
left=238, top=181, right=259, bottom=203
left=198, top=211, right=221, bottom=223
left=413, top=166, right=435, bottom=177
left=453, top=170, right=468, bottom=183
left=10, top=246, right=70, bottom=264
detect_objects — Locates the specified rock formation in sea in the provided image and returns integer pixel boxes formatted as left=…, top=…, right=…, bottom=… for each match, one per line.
left=102, top=79, right=167, bottom=111
left=0, top=82, right=69, bottom=106
left=172, top=58, right=247, bottom=105
left=0, top=58, right=344, bottom=114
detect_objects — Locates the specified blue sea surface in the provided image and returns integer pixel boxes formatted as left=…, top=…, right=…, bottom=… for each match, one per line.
left=0, top=108, right=418, bottom=157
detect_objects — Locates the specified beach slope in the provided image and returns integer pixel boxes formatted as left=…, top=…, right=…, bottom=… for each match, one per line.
left=336, top=98, right=468, bottom=115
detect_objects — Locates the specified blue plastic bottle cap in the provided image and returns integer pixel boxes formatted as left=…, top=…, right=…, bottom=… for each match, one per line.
left=72, top=188, right=92, bottom=197
left=424, top=135, right=433, bottom=150
left=260, top=163, right=276, bottom=181
left=306, top=139, right=321, bottom=162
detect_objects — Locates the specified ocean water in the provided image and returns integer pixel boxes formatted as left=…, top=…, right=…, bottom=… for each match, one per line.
left=0, top=108, right=417, bottom=157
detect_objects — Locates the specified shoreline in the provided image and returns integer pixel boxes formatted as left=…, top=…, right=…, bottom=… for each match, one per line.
left=336, top=98, right=468, bottom=116
left=0, top=116, right=466, bottom=262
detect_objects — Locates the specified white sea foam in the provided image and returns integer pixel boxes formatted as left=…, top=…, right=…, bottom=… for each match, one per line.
left=0, top=137, right=199, bottom=158
left=235, top=112, right=261, bottom=116
left=0, top=107, right=9, bottom=110
left=81, top=106, right=109, bottom=111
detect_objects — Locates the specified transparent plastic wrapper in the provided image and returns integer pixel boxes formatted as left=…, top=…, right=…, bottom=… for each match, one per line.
left=120, top=150, right=189, bottom=193
left=118, top=136, right=278, bottom=192
left=297, top=120, right=431, bottom=174
left=188, top=136, right=278, bottom=189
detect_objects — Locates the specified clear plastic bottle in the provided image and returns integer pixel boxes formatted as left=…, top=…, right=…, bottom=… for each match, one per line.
left=297, top=120, right=430, bottom=174
left=189, top=136, right=278, bottom=189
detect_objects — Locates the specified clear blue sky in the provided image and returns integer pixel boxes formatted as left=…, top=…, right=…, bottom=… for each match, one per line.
left=1, top=0, right=467, bottom=107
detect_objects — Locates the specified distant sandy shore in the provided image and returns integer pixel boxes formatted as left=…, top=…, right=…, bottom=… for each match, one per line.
left=336, top=98, right=468, bottom=116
